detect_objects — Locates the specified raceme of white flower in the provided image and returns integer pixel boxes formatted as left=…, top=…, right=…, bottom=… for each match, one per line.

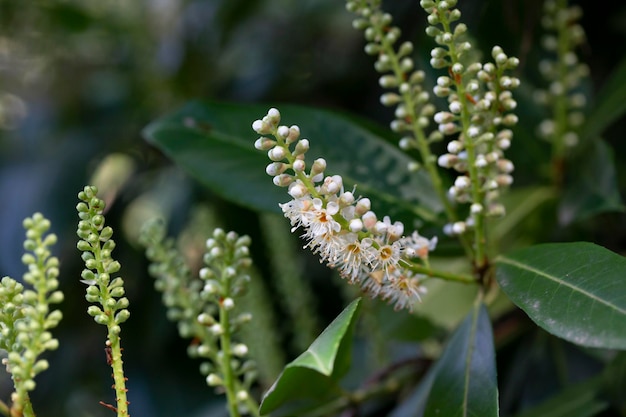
left=253, top=108, right=437, bottom=311
left=420, top=0, right=520, bottom=236
left=534, top=0, right=588, bottom=151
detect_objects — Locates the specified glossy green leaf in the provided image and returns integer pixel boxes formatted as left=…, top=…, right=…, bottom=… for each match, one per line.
left=424, top=303, right=499, bottom=417
left=581, top=56, right=626, bottom=143
left=259, top=298, right=362, bottom=415
left=559, top=139, right=624, bottom=225
left=142, top=100, right=441, bottom=225
left=496, top=242, right=626, bottom=349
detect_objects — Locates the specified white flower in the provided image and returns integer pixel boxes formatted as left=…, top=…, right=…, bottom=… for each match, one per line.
left=333, top=234, right=374, bottom=282
left=381, top=272, right=427, bottom=311
left=301, top=198, right=341, bottom=237
left=401, top=232, right=437, bottom=259
left=370, top=240, right=402, bottom=278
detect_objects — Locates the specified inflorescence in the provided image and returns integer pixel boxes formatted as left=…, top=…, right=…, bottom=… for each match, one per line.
left=346, top=0, right=520, bottom=273
left=140, top=221, right=258, bottom=416
left=420, top=0, right=520, bottom=237
left=253, top=108, right=437, bottom=311
left=76, top=185, right=131, bottom=416
left=0, top=213, right=63, bottom=417
left=534, top=0, right=588, bottom=182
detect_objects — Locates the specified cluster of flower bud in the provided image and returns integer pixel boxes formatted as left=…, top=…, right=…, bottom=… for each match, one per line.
left=420, top=1, right=519, bottom=233
left=254, top=108, right=438, bottom=311
left=346, top=0, right=439, bottom=152
left=0, top=213, right=63, bottom=409
left=140, top=219, right=204, bottom=339
left=534, top=0, right=588, bottom=148
left=197, top=228, right=257, bottom=410
left=76, top=186, right=130, bottom=332
left=141, top=220, right=257, bottom=411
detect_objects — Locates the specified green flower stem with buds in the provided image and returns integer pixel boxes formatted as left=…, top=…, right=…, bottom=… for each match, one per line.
left=218, top=296, right=239, bottom=417
left=200, top=230, right=260, bottom=417
left=141, top=221, right=260, bottom=417
left=0, top=213, right=63, bottom=417
left=347, top=0, right=474, bottom=260
left=551, top=0, right=571, bottom=167
left=435, top=10, right=487, bottom=270
left=76, top=186, right=130, bottom=417
left=541, top=0, right=587, bottom=186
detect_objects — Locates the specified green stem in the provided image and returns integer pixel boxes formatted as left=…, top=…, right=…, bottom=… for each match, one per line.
left=373, top=18, right=474, bottom=260
left=401, top=260, right=476, bottom=284
left=11, top=392, right=34, bottom=417
left=219, top=279, right=241, bottom=417
left=107, top=333, right=129, bottom=417
left=551, top=0, right=570, bottom=187
left=93, top=225, right=129, bottom=417
left=439, top=11, right=488, bottom=270
left=0, top=400, right=9, bottom=417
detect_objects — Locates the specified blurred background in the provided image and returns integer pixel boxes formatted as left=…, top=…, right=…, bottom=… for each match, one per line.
left=1, top=0, right=626, bottom=416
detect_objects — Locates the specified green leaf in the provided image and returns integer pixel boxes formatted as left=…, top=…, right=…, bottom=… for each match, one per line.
left=559, top=139, right=624, bottom=225
left=581, top=56, right=626, bottom=144
left=490, top=186, right=557, bottom=249
left=259, top=298, right=362, bottom=415
left=413, top=257, right=478, bottom=330
left=514, top=377, right=607, bottom=417
left=142, top=100, right=441, bottom=225
left=424, top=303, right=499, bottom=417
left=496, top=242, right=626, bottom=349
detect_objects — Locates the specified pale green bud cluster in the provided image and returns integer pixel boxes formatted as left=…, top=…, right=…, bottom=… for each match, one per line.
left=0, top=213, right=63, bottom=414
left=346, top=0, right=439, bottom=150
left=76, top=186, right=130, bottom=333
left=535, top=0, right=588, bottom=148
left=195, top=229, right=256, bottom=396
left=139, top=219, right=205, bottom=339
left=421, top=0, right=520, bottom=233
left=140, top=221, right=257, bottom=412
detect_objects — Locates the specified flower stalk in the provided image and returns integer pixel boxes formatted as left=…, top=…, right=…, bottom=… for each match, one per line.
left=0, top=213, right=63, bottom=417
left=535, top=0, right=588, bottom=186
left=421, top=0, right=519, bottom=273
left=253, top=108, right=463, bottom=311
left=346, top=0, right=473, bottom=260
left=140, top=221, right=260, bottom=416
left=76, top=186, right=130, bottom=417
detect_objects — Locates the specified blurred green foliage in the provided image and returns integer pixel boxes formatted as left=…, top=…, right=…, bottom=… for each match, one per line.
left=1, top=0, right=626, bottom=416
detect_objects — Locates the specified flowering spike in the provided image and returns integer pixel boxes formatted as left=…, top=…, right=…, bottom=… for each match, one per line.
left=252, top=108, right=436, bottom=311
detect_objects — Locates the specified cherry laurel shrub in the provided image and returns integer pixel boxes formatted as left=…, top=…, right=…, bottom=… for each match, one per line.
left=2, top=1, right=626, bottom=417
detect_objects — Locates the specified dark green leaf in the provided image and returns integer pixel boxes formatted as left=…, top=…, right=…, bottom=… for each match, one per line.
left=142, top=100, right=441, bottom=225
left=424, top=303, right=499, bottom=417
left=259, top=298, right=362, bottom=415
left=581, top=56, right=626, bottom=143
left=490, top=186, right=556, bottom=249
left=496, top=242, right=626, bottom=349
left=388, top=361, right=437, bottom=417
left=559, top=139, right=624, bottom=225
left=601, top=352, right=626, bottom=411
left=514, top=377, right=607, bottom=417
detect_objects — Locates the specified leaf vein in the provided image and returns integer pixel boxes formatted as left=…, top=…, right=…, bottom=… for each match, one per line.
left=498, top=257, right=626, bottom=316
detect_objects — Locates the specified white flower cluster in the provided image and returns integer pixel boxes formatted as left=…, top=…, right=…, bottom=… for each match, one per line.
left=346, top=0, right=440, bottom=150
left=534, top=0, right=588, bottom=148
left=421, top=0, right=520, bottom=234
left=253, top=108, right=437, bottom=311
